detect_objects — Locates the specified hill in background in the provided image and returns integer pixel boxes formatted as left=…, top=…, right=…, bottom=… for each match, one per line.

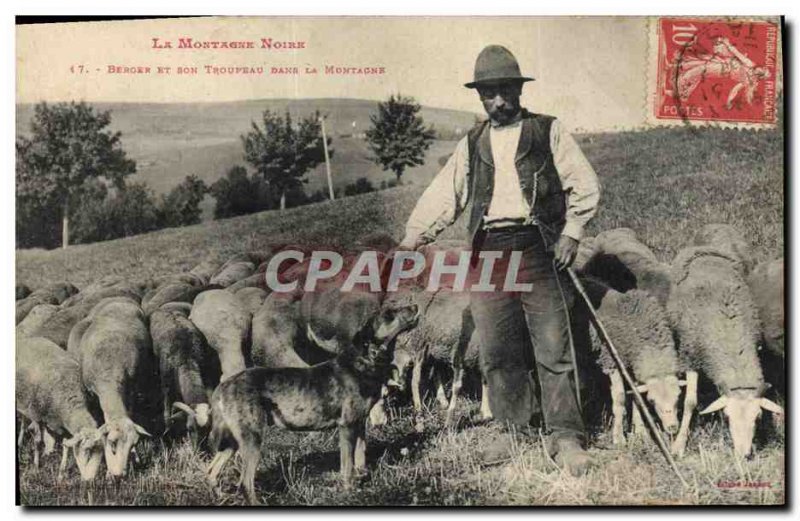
left=16, top=99, right=478, bottom=218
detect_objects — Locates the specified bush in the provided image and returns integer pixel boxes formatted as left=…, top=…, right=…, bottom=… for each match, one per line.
left=344, top=177, right=376, bottom=196
left=70, top=183, right=161, bottom=244
left=158, top=175, right=208, bottom=228
left=210, top=165, right=273, bottom=219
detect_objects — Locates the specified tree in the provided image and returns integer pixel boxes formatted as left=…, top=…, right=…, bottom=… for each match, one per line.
left=209, top=165, right=270, bottom=219
left=70, top=183, right=161, bottom=244
left=16, top=102, right=137, bottom=248
left=241, top=110, right=332, bottom=210
left=365, top=95, right=436, bottom=183
left=158, top=175, right=209, bottom=227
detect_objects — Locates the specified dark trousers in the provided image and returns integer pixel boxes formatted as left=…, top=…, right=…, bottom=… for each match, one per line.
left=469, top=226, right=585, bottom=444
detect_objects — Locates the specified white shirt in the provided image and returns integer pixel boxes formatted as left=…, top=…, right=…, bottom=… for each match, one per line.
left=400, top=118, right=600, bottom=247
left=485, top=122, right=529, bottom=223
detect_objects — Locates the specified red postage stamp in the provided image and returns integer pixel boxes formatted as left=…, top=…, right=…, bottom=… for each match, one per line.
left=651, top=18, right=780, bottom=125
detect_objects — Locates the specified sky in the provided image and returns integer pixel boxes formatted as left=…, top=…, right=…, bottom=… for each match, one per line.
left=18, top=17, right=659, bottom=131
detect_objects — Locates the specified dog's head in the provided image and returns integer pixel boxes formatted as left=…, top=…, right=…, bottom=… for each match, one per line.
left=357, top=302, right=419, bottom=360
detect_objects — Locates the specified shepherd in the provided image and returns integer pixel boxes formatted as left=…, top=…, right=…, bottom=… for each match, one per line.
left=398, top=45, right=601, bottom=475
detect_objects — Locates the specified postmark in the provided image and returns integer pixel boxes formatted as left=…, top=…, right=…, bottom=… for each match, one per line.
left=649, top=18, right=780, bottom=127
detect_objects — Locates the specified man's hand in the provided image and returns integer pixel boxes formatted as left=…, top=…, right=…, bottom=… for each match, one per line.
left=397, top=235, right=424, bottom=252
left=553, top=235, right=579, bottom=271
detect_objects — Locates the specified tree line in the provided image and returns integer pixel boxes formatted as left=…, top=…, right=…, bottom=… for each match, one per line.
left=16, top=95, right=435, bottom=249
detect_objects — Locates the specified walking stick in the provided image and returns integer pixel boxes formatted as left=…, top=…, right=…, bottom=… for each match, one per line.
left=566, top=267, right=689, bottom=488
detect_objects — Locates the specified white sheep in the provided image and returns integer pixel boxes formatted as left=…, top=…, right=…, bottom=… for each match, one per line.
left=74, top=297, right=155, bottom=477
left=667, top=246, right=783, bottom=458
left=575, top=277, right=683, bottom=447
left=150, top=305, right=221, bottom=436
left=190, top=289, right=252, bottom=381
left=16, top=304, right=59, bottom=338
left=16, top=337, right=105, bottom=481
left=583, top=227, right=672, bottom=307
left=748, top=257, right=784, bottom=358
left=692, top=223, right=755, bottom=275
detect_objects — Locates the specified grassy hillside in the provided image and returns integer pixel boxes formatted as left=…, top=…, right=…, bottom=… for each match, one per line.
left=16, top=99, right=476, bottom=201
left=16, top=126, right=785, bottom=506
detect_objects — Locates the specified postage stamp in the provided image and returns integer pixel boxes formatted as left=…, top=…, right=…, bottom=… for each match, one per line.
left=649, top=17, right=781, bottom=126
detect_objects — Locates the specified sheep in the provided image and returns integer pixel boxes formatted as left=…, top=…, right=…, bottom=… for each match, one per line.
left=582, top=227, right=672, bottom=307
left=150, top=305, right=221, bottom=437
left=75, top=297, right=156, bottom=477
left=60, top=276, right=141, bottom=308
left=692, top=223, right=755, bottom=275
left=149, top=272, right=207, bottom=290
left=251, top=291, right=322, bottom=369
left=16, top=304, right=59, bottom=338
left=573, top=276, right=683, bottom=447
left=142, top=281, right=206, bottom=315
left=667, top=246, right=783, bottom=458
left=234, top=287, right=269, bottom=316
left=189, top=289, right=252, bottom=381
left=189, top=259, right=224, bottom=285
left=16, top=282, right=79, bottom=324
left=209, top=257, right=256, bottom=288
left=391, top=289, right=486, bottom=428
left=16, top=284, right=31, bottom=301
left=748, top=257, right=784, bottom=358
left=16, top=337, right=104, bottom=481
left=227, top=273, right=267, bottom=293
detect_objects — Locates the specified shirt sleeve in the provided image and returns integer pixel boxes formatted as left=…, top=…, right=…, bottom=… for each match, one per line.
left=550, top=119, right=601, bottom=241
left=399, top=136, right=470, bottom=249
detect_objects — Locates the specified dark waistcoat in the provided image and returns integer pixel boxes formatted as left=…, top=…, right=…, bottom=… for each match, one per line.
left=466, top=110, right=566, bottom=247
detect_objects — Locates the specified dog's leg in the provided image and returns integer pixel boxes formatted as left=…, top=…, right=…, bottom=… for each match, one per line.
left=609, top=370, right=626, bottom=447
left=480, top=379, right=493, bottom=420
left=411, top=357, right=424, bottom=412
left=672, top=370, right=697, bottom=458
left=354, top=420, right=367, bottom=475
left=206, top=448, right=235, bottom=490
left=238, top=435, right=261, bottom=506
left=369, top=387, right=388, bottom=427
left=339, top=424, right=357, bottom=485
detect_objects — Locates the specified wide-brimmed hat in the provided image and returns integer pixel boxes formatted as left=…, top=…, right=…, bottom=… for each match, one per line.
left=464, top=45, right=534, bottom=89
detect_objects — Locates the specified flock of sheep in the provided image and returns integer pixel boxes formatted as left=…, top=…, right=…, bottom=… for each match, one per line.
left=15, top=224, right=784, bottom=502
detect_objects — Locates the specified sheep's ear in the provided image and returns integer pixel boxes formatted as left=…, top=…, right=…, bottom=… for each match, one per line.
left=133, top=423, right=152, bottom=437
left=760, top=398, right=784, bottom=415
left=700, top=396, right=728, bottom=415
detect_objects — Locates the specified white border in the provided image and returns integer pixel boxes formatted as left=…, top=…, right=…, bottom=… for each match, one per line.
left=4, top=1, right=797, bottom=520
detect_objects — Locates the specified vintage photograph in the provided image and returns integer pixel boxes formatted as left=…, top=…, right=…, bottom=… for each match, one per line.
left=15, top=16, right=785, bottom=506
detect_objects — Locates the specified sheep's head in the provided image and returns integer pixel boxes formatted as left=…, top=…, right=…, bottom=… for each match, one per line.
left=99, top=418, right=151, bottom=477
left=64, top=427, right=104, bottom=481
left=389, top=346, right=414, bottom=392
left=700, top=389, right=783, bottom=458
left=638, top=375, right=681, bottom=434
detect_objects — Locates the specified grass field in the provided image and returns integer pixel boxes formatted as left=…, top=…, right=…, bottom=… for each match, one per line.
left=15, top=125, right=785, bottom=506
